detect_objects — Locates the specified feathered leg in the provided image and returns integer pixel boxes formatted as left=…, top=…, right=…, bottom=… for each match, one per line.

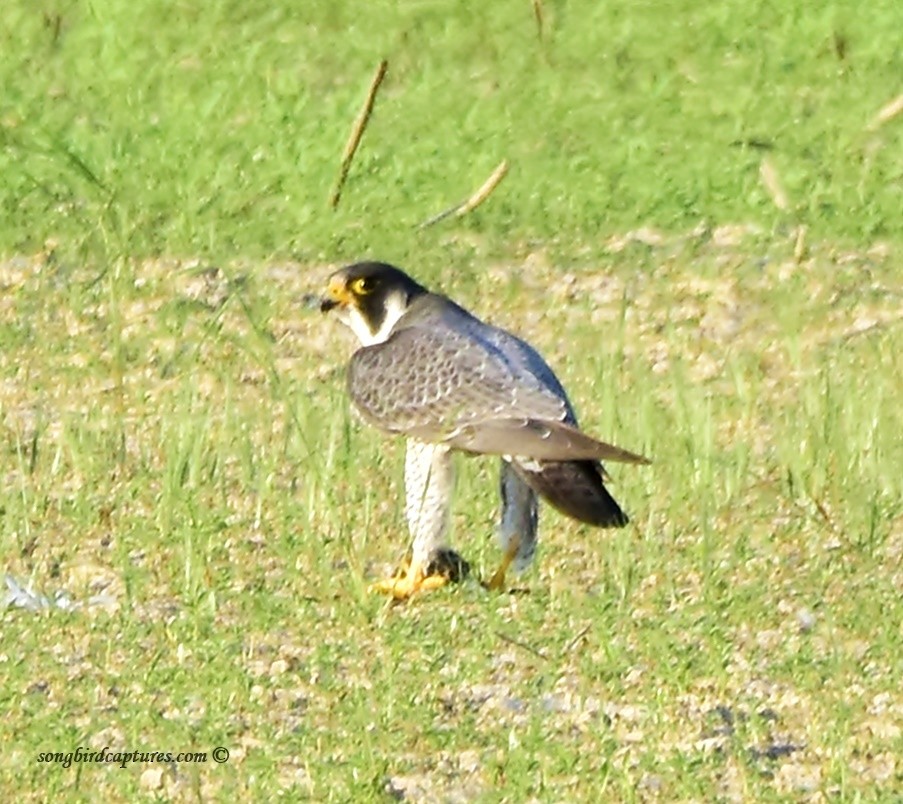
left=370, top=440, right=462, bottom=598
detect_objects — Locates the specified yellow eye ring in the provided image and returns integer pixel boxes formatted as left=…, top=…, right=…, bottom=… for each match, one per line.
left=350, top=277, right=375, bottom=295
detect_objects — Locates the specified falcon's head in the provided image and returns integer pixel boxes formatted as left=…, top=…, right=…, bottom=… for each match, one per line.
left=321, top=262, right=427, bottom=346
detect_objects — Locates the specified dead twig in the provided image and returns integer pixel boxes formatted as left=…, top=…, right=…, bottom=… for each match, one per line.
left=329, top=59, right=388, bottom=209
left=495, top=629, right=548, bottom=660
left=419, top=159, right=509, bottom=228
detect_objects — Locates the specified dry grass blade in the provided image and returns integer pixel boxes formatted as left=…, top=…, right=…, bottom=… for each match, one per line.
left=793, top=225, right=808, bottom=264
left=867, top=93, right=903, bottom=130
left=759, top=157, right=789, bottom=211
left=531, top=0, right=545, bottom=41
left=419, top=160, right=509, bottom=228
left=561, top=624, right=591, bottom=655
left=495, top=630, right=548, bottom=660
left=457, top=159, right=509, bottom=216
left=329, top=59, right=389, bottom=209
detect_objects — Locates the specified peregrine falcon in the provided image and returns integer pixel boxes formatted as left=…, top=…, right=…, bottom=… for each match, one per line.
left=320, top=261, right=649, bottom=599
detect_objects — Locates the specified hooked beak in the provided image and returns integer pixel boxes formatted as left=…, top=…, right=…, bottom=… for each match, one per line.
left=319, top=274, right=352, bottom=313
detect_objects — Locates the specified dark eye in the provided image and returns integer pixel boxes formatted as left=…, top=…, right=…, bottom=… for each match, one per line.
left=351, top=276, right=376, bottom=295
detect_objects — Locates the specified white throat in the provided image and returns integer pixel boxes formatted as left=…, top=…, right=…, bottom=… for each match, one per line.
left=340, top=291, right=408, bottom=346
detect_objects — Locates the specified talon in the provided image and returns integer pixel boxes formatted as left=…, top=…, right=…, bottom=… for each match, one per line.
left=369, top=549, right=470, bottom=599
left=368, top=571, right=449, bottom=599
left=426, top=548, right=471, bottom=583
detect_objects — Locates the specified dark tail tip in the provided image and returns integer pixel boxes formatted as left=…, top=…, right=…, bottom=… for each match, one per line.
left=513, top=459, right=629, bottom=528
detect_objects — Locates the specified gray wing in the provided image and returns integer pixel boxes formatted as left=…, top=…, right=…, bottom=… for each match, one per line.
left=447, top=418, right=649, bottom=463
left=347, top=324, right=648, bottom=464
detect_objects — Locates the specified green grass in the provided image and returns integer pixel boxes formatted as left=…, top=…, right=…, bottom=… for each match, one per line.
left=1, top=0, right=902, bottom=801
left=1, top=0, right=901, bottom=264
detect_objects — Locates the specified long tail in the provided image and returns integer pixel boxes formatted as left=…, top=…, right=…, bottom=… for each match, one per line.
left=511, top=459, right=628, bottom=527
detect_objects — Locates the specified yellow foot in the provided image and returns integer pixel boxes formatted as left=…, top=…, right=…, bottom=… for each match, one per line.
left=369, top=571, right=449, bottom=600
left=369, top=549, right=470, bottom=600
left=484, top=568, right=507, bottom=591
left=483, top=540, right=520, bottom=592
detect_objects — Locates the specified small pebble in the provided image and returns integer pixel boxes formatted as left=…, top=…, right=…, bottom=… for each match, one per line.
left=797, top=608, right=816, bottom=633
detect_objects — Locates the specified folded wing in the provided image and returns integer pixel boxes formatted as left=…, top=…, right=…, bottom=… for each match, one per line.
left=348, top=325, right=649, bottom=464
